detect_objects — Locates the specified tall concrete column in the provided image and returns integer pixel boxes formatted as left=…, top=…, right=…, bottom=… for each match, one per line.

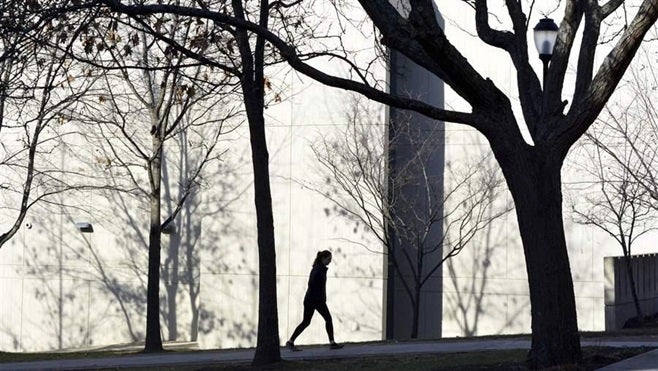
left=383, top=15, right=445, bottom=340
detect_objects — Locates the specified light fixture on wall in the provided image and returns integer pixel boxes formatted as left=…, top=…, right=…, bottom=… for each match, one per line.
left=161, top=222, right=176, bottom=235
left=533, top=17, right=559, bottom=88
left=74, top=222, right=94, bottom=233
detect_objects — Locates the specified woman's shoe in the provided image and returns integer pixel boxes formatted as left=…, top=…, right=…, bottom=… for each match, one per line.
left=329, top=342, right=344, bottom=349
left=286, top=341, right=302, bottom=351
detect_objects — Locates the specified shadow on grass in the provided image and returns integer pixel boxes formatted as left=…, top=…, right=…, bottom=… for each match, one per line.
left=0, top=350, right=141, bottom=363
left=1, top=336, right=654, bottom=371
left=88, top=347, right=653, bottom=371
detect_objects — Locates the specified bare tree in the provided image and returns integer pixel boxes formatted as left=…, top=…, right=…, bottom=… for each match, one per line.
left=68, top=16, right=236, bottom=350
left=159, top=134, right=244, bottom=343
left=571, top=137, right=655, bottom=323
left=62, top=144, right=243, bottom=345
left=23, top=0, right=286, bottom=362
left=0, top=19, right=102, bottom=249
left=571, top=52, right=658, bottom=323
left=583, top=52, right=658, bottom=208
left=309, top=97, right=510, bottom=338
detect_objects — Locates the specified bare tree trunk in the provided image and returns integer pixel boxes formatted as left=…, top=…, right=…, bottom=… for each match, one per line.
left=189, top=290, right=199, bottom=341
left=499, top=147, right=581, bottom=368
left=161, top=156, right=179, bottom=341
left=243, top=87, right=281, bottom=365
left=410, top=242, right=424, bottom=339
left=411, top=283, right=421, bottom=338
left=231, top=0, right=281, bottom=365
left=186, top=211, right=200, bottom=342
left=145, top=122, right=164, bottom=353
left=624, top=258, right=644, bottom=322
left=166, top=231, right=181, bottom=341
left=58, top=199, right=64, bottom=349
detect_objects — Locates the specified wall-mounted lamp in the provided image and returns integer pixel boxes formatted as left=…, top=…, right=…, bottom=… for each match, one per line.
left=161, top=222, right=176, bottom=235
left=74, top=222, right=94, bottom=233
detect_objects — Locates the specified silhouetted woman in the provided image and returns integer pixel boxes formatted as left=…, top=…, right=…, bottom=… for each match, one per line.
left=286, top=250, right=343, bottom=351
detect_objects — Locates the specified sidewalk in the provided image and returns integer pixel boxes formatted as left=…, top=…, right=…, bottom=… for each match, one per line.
left=1, top=337, right=656, bottom=370
left=597, top=349, right=658, bottom=371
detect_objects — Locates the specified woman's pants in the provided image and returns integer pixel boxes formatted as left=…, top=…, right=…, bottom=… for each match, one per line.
left=289, top=302, right=334, bottom=342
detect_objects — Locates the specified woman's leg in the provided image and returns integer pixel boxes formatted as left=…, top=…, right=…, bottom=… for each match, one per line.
left=289, top=304, right=315, bottom=343
left=315, top=303, right=334, bottom=342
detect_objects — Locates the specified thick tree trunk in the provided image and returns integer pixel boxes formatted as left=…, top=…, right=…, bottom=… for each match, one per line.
left=500, top=148, right=581, bottom=368
left=144, top=132, right=164, bottom=353
left=243, top=90, right=281, bottom=366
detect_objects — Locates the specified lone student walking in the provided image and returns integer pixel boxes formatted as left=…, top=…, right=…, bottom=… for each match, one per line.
left=286, top=250, right=343, bottom=351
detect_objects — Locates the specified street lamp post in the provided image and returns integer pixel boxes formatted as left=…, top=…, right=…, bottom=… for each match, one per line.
left=533, top=18, right=559, bottom=90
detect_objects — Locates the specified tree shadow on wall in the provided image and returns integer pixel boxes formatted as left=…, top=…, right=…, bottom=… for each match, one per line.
left=21, top=207, right=108, bottom=350
left=198, top=262, right=259, bottom=348
left=330, top=245, right=383, bottom=340
left=442, top=137, right=519, bottom=338
left=445, top=217, right=503, bottom=337
left=16, top=141, right=252, bottom=350
left=88, top=142, right=248, bottom=345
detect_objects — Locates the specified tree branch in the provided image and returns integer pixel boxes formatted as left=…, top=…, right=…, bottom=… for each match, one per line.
left=96, top=0, right=479, bottom=127
left=559, top=0, right=658, bottom=150
left=475, top=0, right=514, bottom=50
left=572, top=1, right=602, bottom=107
left=503, top=0, right=544, bottom=140
left=382, top=0, right=506, bottom=111
left=601, top=0, right=625, bottom=18
left=544, top=0, right=585, bottom=114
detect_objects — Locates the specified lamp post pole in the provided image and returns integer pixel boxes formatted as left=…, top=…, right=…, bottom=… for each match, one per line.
left=540, top=54, right=550, bottom=89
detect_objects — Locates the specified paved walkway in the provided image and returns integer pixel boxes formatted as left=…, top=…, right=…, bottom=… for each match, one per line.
left=597, top=349, right=658, bottom=371
left=1, top=337, right=656, bottom=370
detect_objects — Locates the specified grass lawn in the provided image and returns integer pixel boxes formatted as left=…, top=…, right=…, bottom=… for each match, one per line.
left=1, top=330, right=655, bottom=371
left=0, top=349, right=137, bottom=363
left=203, top=347, right=653, bottom=371
left=20, top=346, right=648, bottom=371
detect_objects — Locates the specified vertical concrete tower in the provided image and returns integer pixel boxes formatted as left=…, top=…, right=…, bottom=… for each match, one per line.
left=384, top=9, right=445, bottom=340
